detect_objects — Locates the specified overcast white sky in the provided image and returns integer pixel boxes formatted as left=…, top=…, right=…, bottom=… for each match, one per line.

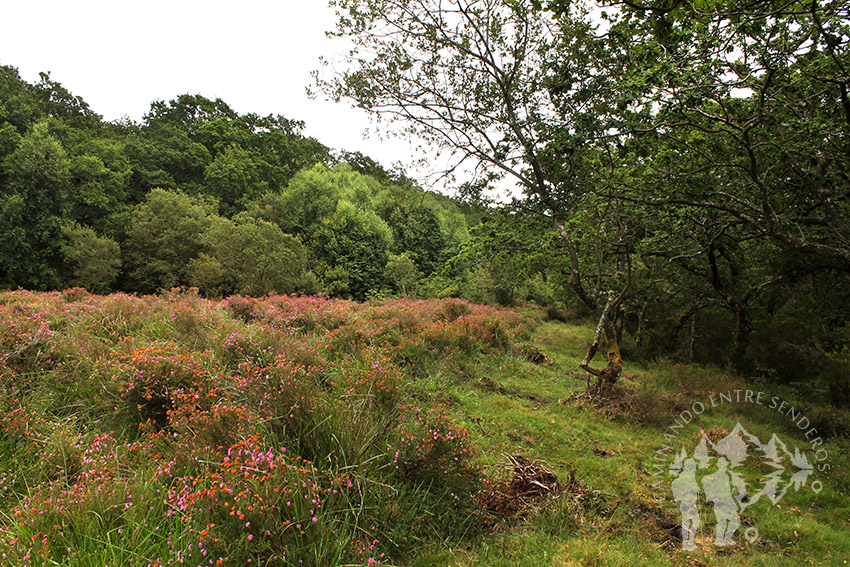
left=0, top=0, right=445, bottom=183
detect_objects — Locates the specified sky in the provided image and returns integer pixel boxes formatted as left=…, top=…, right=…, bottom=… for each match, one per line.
left=0, top=0, right=441, bottom=184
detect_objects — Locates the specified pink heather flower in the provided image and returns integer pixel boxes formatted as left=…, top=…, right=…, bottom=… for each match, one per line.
left=247, top=534, right=253, bottom=541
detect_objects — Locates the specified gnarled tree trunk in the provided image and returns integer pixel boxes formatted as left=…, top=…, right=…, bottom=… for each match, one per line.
left=579, top=291, right=624, bottom=397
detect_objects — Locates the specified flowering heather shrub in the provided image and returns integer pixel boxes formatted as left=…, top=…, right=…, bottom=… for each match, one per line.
left=277, top=335, right=330, bottom=372
left=436, top=298, right=472, bottom=322
left=223, top=294, right=356, bottom=333
left=364, top=300, right=432, bottom=332
left=3, top=432, right=155, bottom=564
left=232, top=355, right=321, bottom=445
left=0, top=300, right=59, bottom=375
left=165, top=435, right=342, bottom=565
left=217, top=327, right=279, bottom=368
left=321, top=299, right=528, bottom=369
left=324, top=322, right=375, bottom=356
left=0, top=291, right=530, bottom=566
left=154, top=288, right=223, bottom=347
left=35, top=420, right=87, bottom=484
left=334, top=348, right=403, bottom=408
left=0, top=363, right=15, bottom=412
left=171, top=401, right=262, bottom=462
left=261, top=294, right=357, bottom=332
left=108, top=342, right=218, bottom=428
left=59, top=286, right=90, bottom=303
left=389, top=405, right=481, bottom=495
left=71, top=292, right=153, bottom=343
left=222, top=295, right=267, bottom=323
left=1, top=404, right=52, bottom=459
left=418, top=315, right=511, bottom=353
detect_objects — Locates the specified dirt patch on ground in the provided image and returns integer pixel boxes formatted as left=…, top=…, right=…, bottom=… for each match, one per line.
left=628, top=501, right=682, bottom=548
left=592, top=445, right=617, bottom=458
left=562, top=382, right=688, bottom=426
left=478, top=455, right=618, bottom=529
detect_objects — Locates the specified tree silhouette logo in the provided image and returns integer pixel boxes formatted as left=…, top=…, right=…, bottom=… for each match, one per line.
left=668, top=423, right=821, bottom=550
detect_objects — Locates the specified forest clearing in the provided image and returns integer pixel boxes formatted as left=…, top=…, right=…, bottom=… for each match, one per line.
left=2, top=0, right=850, bottom=564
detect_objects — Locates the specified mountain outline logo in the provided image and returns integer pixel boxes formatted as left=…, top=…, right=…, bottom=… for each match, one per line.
left=669, top=422, right=820, bottom=550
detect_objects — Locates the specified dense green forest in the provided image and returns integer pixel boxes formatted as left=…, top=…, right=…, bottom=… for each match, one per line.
left=0, top=66, right=475, bottom=303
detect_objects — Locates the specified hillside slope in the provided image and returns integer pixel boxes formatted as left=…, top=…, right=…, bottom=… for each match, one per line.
left=0, top=290, right=847, bottom=566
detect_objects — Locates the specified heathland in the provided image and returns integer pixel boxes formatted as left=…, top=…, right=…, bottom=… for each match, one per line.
left=1, top=289, right=847, bottom=566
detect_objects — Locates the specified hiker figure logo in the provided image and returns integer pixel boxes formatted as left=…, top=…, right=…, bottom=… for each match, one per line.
left=667, top=423, right=821, bottom=550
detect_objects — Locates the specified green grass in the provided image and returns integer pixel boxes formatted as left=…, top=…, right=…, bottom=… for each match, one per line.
left=411, top=321, right=850, bottom=566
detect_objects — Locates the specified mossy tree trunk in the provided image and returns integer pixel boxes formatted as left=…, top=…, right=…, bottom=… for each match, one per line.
left=579, top=291, right=624, bottom=397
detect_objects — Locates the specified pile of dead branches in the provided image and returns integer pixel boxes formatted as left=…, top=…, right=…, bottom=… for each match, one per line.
left=479, top=454, right=565, bottom=519
left=514, top=343, right=555, bottom=366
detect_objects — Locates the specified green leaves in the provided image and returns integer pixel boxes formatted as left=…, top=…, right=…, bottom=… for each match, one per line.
left=203, top=144, right=268, bottom=216
left=192, top=215, right=308, bottom=297
left=123, top=188, right=216, bottom=293
left=314, top=199, right=394, bottom=300
left=0, top=122, right=72, bottom=289
left=59, top=223, right=121, bottom=293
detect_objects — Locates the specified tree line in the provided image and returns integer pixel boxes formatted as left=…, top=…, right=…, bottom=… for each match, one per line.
left=0, top=65, right=478, bottom=301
